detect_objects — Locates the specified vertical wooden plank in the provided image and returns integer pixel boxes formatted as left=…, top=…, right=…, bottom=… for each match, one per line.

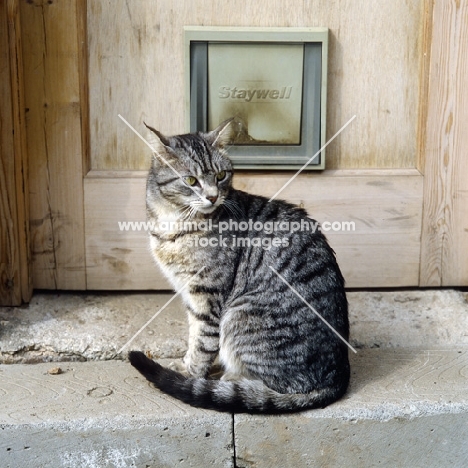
left=420, top=0, right=468, bottom=286
left=76, top=0, right=90, bottom=176
left=0, top=0, right=21, bottom=304
left=416, top=0, right=434, bottom=174
left=440, top=1, right=468, bottom=285
left=7, top=0, right=31, bottom=302
left=21, top=0, right=86, bottom=289
left=0, top=0, right=31, bottom=305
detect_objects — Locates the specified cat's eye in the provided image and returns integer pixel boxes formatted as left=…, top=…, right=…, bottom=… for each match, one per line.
left=184, top=176, right=198, bottom=186
left=216, top=171, right=226, bottom=181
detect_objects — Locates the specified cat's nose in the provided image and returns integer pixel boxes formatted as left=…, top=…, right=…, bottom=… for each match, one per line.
left=206, top=195, right=218, bottom=204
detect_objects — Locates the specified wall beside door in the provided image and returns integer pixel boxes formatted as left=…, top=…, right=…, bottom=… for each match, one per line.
left=2, top=0, right=466, bottom=303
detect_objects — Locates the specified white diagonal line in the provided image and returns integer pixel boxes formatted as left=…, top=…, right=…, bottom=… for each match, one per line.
left=118, top=114, right=204, bottom=201
left=117, top=266, right=206, bottom=354
left=269, top=266, right=357, bottom=354
left=268, top=115, right=356, bottom=202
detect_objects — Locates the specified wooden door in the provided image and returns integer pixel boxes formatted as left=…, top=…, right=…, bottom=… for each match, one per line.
left=83, top=0, right=425, bottom=290
left=8, top=0, right=467, bottom=302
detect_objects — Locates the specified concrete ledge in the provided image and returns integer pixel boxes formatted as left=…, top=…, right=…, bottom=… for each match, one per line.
left=0, top=360, right=233, bottom=468
left=235, top=348, right=468, bottom=467
left=1, top=349, right=467, bottom=467
left=1, top=290, right=467, bottom=363
left=1, top=291, right=468, bottom=466
left=236, top=413, right=468, bottom=467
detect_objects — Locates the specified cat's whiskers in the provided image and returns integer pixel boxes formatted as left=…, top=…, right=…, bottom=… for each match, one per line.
left=173, top=204, right=188, bottom=215
left=222, top=197, right=244, bottom=221
left=189, top=198, right=216, bottom=217
left=189, top=200, right=203, bottom=211
left=186, top=204, right=200, bottom=220
left=165, top=205, right=191, bottom=225
left=177, top=205, right=193, bottom=221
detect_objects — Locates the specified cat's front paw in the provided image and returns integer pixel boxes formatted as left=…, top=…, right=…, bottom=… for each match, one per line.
left=183, top=353, right=210, bottom=378
left=220, top=372, right=243, bottom=382
left=168, top=359, right=189, bottom=376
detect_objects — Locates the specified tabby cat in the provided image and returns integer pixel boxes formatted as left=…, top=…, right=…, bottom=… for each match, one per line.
left=129, top=120, right=350, bottom=413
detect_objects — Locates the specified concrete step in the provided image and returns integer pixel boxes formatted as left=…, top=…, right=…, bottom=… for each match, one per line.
left=1, top=290, right=467, bottom=363
left=235, top=348, right=468, bottom=468
left=1, top=290, right=468, bottom=467
left=0, top=359, right=233, bottom=468
left=1, top=349, right=467, bottom=467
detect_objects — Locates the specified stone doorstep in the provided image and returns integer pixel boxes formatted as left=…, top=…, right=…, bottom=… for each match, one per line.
left=1, top=349, right=468, bottom=468
left=1, top=290, right=468, bottom=364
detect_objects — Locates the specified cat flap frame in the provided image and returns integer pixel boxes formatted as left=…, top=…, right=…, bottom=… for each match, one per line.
left=184, top=27, right=328, bottom=170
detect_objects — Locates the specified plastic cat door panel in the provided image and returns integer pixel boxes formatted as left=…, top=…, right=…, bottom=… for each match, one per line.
left=185, top=27, right=328, bottom=170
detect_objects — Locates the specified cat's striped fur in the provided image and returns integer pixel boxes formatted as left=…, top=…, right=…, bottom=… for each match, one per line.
left=129, top=120, right=350, bottom=413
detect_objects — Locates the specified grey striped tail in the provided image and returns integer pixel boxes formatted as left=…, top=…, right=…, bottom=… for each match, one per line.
left=129, top=351, right=343, bottom=414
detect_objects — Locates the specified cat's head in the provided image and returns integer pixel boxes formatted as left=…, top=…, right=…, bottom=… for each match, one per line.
left=145, top=119, right=234, bottom=216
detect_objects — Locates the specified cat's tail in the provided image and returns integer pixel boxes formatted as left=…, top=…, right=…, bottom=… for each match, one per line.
left=128, top=351, right=346, bottom=414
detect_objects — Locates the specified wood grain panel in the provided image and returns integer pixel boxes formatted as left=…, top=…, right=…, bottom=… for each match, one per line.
left=88, top=0, right=423, bottom=170
left=420, top=0, right=468, bottom=286
left=0, top=0, right=31, bottom=305
left=21, top=0, right=86, bottom=289
left=416, top=0, right=434, bottom=173
left=84, top=172, right=170, bottom=290
left=85, top=170, right=423, bottom=289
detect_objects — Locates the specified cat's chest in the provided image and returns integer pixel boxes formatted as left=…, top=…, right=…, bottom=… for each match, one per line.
left=150, top=233, right=205, bottom=286
left=150, top=232, right=199, bottom=262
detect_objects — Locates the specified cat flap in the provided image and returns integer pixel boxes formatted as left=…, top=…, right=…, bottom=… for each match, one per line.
left=185, top=27, right=328, bottom=169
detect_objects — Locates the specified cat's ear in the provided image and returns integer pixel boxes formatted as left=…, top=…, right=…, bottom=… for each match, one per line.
left=205, top=118, right=234, bottom=148
left=144, top=122, right=172, bottom=157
